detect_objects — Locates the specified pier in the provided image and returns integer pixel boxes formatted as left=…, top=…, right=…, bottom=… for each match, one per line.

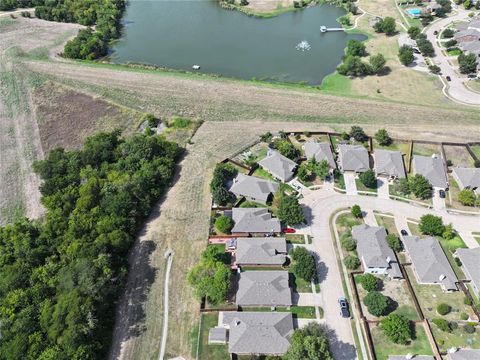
left=320, top=25, right=345, bottom=33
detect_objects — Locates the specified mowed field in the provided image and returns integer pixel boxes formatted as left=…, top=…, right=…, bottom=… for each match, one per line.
left=1, top=14, right=480, bottom=360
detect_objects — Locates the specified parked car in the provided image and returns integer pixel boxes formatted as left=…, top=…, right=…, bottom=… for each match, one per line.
left=338, top=297, right=350, bottom=318
left=283, top=228, right=296, bottom=234
left=434, top=30, right=438, bottom=35
left=439, top=189, right=446, bottom=198
left=401, top=229, right=408, bottom=236
left=446, top=76, right=451, bottom=81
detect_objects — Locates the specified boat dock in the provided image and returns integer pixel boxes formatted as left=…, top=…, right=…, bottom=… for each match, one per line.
left=320, top=26, right=345, bottom=33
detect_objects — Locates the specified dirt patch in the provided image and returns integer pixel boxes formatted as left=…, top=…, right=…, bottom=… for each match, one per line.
left=33, top=82, right=142, bottom=151
left=444, top=145, right=475, bottom=167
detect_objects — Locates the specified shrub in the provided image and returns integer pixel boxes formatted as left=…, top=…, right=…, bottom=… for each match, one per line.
left=358, top=273, right=380, bottom=292
left=437, top=303, right=451, bottom=315
left=464, top=324, right=476, bottom=334
left=359, top=170, right=377, bottom=189
left=375, top=129, right=392, bottom=146
left=432, top=318, right=451, bottom=332
left=380, top=314, right=412, bottom=344
left=455, top=257, right=463, bottom=267
left=344, top=255, right=361, bottom=270
left=442, top=28, right=454, bottom=38
left=460, top=312, right=469, bottom=320
left=386, top=234, right=402, bottom=252
left=464, top=297, right=472, bottom=305
left=260, top=132, right=273, bottom=142
left=409, top=174, right=432, bottom=199
left=369, top=53, right=387, bottom=75
left=450, top=321, right=458, bottom=330
left=143, top=113, right=158, bottom=128
left=215, top=215, right=234, bottom=234
left=458, top=189, right=476, bottom=206
left=351, top=205, right=362, bottom=218
left=419, top=214, right=445, bottom=236
left=442, top=223, right=455, bottom=240
left=169, top=117, right=191, bottom=128
left=341, top=234, right=357, bottom=251
left=350, top=126, right=368, bottom=142
left=429, top=64, right=441, bottom=74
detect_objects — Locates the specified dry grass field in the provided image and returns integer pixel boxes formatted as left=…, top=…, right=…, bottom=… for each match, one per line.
left=1, top=14, right=480, bottom=360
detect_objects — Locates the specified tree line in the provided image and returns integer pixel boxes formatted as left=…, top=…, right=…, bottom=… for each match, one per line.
left=0, top=131, right=181, bottom=359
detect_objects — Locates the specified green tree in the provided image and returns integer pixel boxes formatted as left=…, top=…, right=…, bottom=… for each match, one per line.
left=408, top=26, right=421, bottom=39
left=358, top=273, right=380, bottom=292
left=337, top=55, right=372, bottom=77
left=297, top=163, right=311, bottom=182
left=309, top=158, right=330, bottom=180
left=278, top=196, right=305, bottom=226
left=364, top=291, right=390, bottom=316
left=386, top=234, right=402, bottom=252
left=442, top=28, right=454, bottom=38
left=210, top=163, right=238, bottom=206
left=341, top=233, right=357, bottom=251
left=375, top=129, right=392, bottom=146
left=380, top=314, right=412, bottom=344
left=374, top=17, right=396, bottom=35
left=344, top=255, right=361, bottom=270
left=215, top=215, right=234, bottom=234
left=350, top=126, right=369, bottom=142
left=442, top=223, right=455, bottom=240
left=346, top=39, right=367, bottom=57
left=459, top=52, right=478, bottom=74
left=396, top=178, right=411, bottom=195
left=432, top=318, right=451, bottom=332
left=284, top=323, right=333, bottom=360
left=398, top=45, right=415, bottom=66
left=419, top=214, right=445, bottom=236
left=359, top=170, right=377, bottom=189
left=351, top=204, right=362, bottom=218
left=274, top=139, right=299, bottom=160
left=291, top=247, right=317, bottom=282
left=458, top=189, right=476, bottom=206
left=63, top=28, right=107, bottom=60
left=417, top=38, right=435, bottom=57
left=437, top=303, right=451, bottom=315
left=369, top=53, right=387, bottom=74
left=409, top=174, right=432, bottom=199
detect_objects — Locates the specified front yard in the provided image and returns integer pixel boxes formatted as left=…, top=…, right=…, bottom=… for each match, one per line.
left=374, top=214, right=399, bottom=236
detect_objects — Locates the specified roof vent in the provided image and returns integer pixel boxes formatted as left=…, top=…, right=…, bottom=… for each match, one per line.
left=448, top=347, right=458, bottom=354
left=405, top=354, right=414, bottom=360
left=439, top=274, right=446, bottom=281
left=234, top=320, right=241, bottom=326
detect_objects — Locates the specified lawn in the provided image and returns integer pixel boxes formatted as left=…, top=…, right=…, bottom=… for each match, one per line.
left=239, top=200, right=267, bottom=208
left=375, top=215, right=399, bottom=236
left=389, top=182, right=432, bottom=205
left=447, top=176, right=479, bottom=212
left=253, top=167, right=275, bottom=181
left=334, top=172, right=345, bottom=190
left=373, top=140, right=410, bottom=156
left=447, top=48, right=462, bottom=56
left=197, top=313, right=229, bottom=360
left=407, top=222, right=421, bottom=236
left=412, top=143, right=441, bottom=157
left=289, top=270, right=312, bottom=293
left=371, top=323, right=433, bottom=360
left=242, top=306, right=317, bottom=319
left=285, top=234, right=306, bottom=244
left=431, top=324, right=480, bottom=352
left=470, top=145, right=480, bottom=159
left=356, top=178, right=378, bottom=193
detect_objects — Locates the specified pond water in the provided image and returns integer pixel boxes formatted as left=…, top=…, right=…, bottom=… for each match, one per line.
left=111, top=0, right=366, bottom=84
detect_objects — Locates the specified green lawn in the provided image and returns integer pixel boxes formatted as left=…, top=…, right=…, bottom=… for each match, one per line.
left=407, top=222, right=421, bottom=236
left=471, top=146, right=480, bottom=159
left=239, top=200, right=267, bottom=208
left=447, top=48, right=462, bottom=56
left=373, top=140, right=410, bottom=155
left=289, top=270, right=312, bottom=293
left=253, top=167, right=275, bottom=181
left=412, top=143, right=441, bottom=157
left=395, top=304, right=420, bottom=321
left=285, top=234, right=306, bottom=244
left=241, top=306, right=317, bottom=319
left=355, top=179, right=378, bottom=193
left=371, top=323, right=433, bottom=360
left=197, top=313, right=229, bottom=360
left=375, top=215, right=398, bottom=236
left=431, top=324, right=480, bottom=352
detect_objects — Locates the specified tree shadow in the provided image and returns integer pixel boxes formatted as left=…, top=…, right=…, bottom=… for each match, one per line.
left=377, top=66, right=392, bottom=76
left=326, top=326, right=358, bottom=360
left=312, top=251, right=329, bottom=284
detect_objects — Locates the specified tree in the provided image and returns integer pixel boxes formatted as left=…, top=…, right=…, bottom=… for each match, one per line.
left=210, top=163, right=238, bottom=206
left=374, top=17, right=396, bottom=35
left=63, top=28, right=107, bottom=60
left=350, top=126, right=368, bottom=142
left=458, top=189, right=476, bottom=206
left=409, top=174, right=432, bottom=199
left=417, top=38, right=435, bottom=57
left=309, top=159, right=330, bottom=180
left=284, top=323, right=333, bottom=360
left=344, top=255, right=361, bottom=270
left=297, top=163, right=311, bottom=182
left=375, top=129, right=392, bottom=146
left=351, top=204, right=362, bottom=218
left=458, top=53, right=478, bottom=74
left=442, top=28, right=454, bottom=38
left=291, top=247, right=317, bottom=282
left=408, top=26, right=421, bottom=39
left=380, top=314, right=412, bottom=344
left=437, top=303, right=451, bottom=315
left=341, top=233, right=357, bottom=251
left=398, top=45, right=415, bottom=66
left=364, top=291, right=390, bottom=316
left=442, top=223, right=455, bottom=240
left=358, top=273, right=380, bottom=292
left=359, top=170, right=377, bottom=189
left=419, top=214, right=445, bottom=236
left=369, top=53, right=386, bottom=74
left=396, top=178, right=411, bottom=195
left=429, top=64, right=441, bottom=74
left=445, top=39, right=457, bottom=48
left=215, top=215, right=234, bottom=234
left=386, top=234, right=402, bottom=252
left=346, top=39, right=367, bottom=57
left=274, top=139, right=299, bottom=160
left=278, top=196, right=305, bottom=226
left=337, top=55, right=372, bottom=77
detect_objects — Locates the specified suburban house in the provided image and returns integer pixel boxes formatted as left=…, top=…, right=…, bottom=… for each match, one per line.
left=337, top=144, right=370, bottom=173
left=230, top=207, right=281, bottom=233
left=236, top=270, right=292, bottom=307
left=455, top=19, right=480, bottom=60
left=303, top=141, right=336, bottom=168
left=452, top=167, right=480, bottom=195
left=234, top=237, right=287, bottom=267
left=388, top=356, right=434, bottom=360
left=455, top=247, right=480, bottom=295
left=229, top=174, right=279, bottom=204
left=352, top=224, right=403, bottom=279
left=402, top=236, right=458, bottom=291
left=258, top=150, right=297, bottom=182
left=426, top=2, right=442, bottom=14
left=218, top=311, right=294, bottom=356
left=447, top=349, right=480, bottom=360
left=374, top=149, right=406, bottom=179
left=412, top=155, right=448, bottom=189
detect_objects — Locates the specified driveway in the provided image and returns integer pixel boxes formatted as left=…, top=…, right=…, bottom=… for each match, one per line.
left=292, top=292, right=316, bottom=306
left=377, top=177, right=390, bottom=199
left=344, top=173, right=358, bottom=195
left=432, top=188, right=446, bottom=211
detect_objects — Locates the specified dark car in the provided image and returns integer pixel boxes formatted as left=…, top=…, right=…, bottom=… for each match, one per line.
left=434, top=30, right=439, bottom=35
left=338, top=297, right=350, bottom=318
left=439, top=190, right=446, bottom=198
left=401, top=229, right=408, bottom=236
left=446, top=76, right=451, bottom=81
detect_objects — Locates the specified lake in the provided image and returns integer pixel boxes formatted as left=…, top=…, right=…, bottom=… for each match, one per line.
left=111, top=0, right=366, bottom=84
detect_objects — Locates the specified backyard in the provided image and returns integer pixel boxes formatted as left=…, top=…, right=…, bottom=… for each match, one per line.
left=197, top=313, right=229, bottom=360
left=431, top=323, right=480, bottom=352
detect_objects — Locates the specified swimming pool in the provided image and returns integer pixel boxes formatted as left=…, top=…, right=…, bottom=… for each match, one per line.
left=406, top=8, right=422, bottom=17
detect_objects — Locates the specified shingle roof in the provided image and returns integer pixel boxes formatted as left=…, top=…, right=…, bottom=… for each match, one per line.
left=388, top=356, right=434, bottom=360
left=338, top=144, right=370, bottom=172
left=448, top=349, right=480, bottom=360
left=236, top=271, right=292, bottom=306
left=403, top=236, right=458, bottom=291
left=208, top=327, right=228, bottom=343
left=258, top=150, right=297, bottom=182
left=231, top=208, right=281, bottom=233
left=456, top=248, right=480, bottom=293
left=352, top=224, right=403, bottom=278
left=236, top=238, right=287, bottom=266
left=462, top=40, right=480, bottom=54
left=412, top=155, right=448, bottom=189
left=452, top=167, right=480, bottom=194
left=374, top=150, right=406, bottom=178
left=303, top=141, right=336, bottom=168
left=229, top=174, right=279, bottom=203
left=221, top=311, right=293, bottom=355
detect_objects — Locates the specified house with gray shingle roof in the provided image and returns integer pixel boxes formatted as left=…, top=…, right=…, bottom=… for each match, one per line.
left=303, top=141, right=336, bottom=168
left=221, top=311, right=294, bottom=355
left=258, top=150, right=297, bottom=182
left=412, top=155, right=448, bottom=189
left=352, top=224, right=403, bottom=279
left=452, top=167, right=480, bottom=195
left=388, top=356, right=434, bottom=360
left=403, top=236, right=458, bottom=291
left=338, top=144, right=370, bottom=173
left=229, top=174, right=279, bottom=204
left=456, top=248, right=480, bottom=295
left=231, top=208, right=281, bottom=233
left=236, top=271, right=292, bottom=307
left=235, top=238, right=287, bottom=267
left=447, top=349, right=480, bottom=360
left=374, top=149, right=406, bottom=179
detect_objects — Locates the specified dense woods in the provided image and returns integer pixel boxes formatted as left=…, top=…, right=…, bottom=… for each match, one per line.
left=0, top=131, right=181, bottom=359
left=0, top=0, right=125, bottom=59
